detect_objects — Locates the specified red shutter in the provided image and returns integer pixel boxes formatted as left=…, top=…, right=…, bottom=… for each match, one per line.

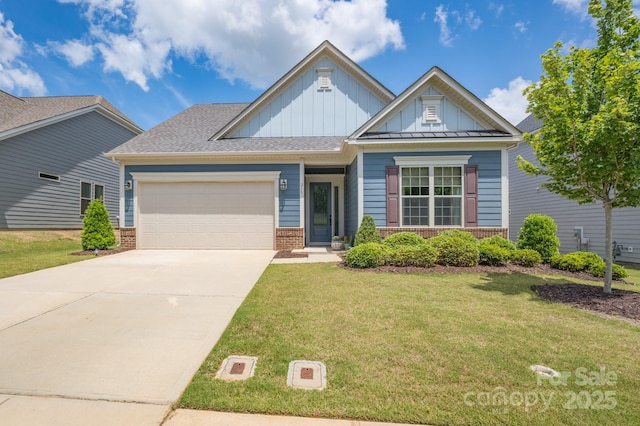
left=386, top=166, right=400, bottom=226
left=464, top=165, right=478, bottom=227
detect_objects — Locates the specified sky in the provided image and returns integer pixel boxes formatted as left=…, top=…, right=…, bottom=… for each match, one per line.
left=1, top=0, right=638, bottom=131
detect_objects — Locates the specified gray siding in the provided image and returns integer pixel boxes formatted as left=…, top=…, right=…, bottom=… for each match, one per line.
left=362, top=150, right=502, bottom=227
left=0, top=112, right=137, bottom=229
left=124, top=163, right=301, bottom=228
left=344, top=157, right=358, bottom=237
left=232, top=57, right=386, bottom=138
left=509, top=142, right=640, bottom=263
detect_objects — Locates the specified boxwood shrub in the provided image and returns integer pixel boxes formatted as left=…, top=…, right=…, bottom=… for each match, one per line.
left=511, top=249, right=542, bottom=267
left=344, top=242, right=390, bottom=268
left=478, top=241, right=512, bottom=266
left=383, top=232, right=426, bottom=249
left=481, top=235, right=516, bottom=251
left=517, top=214, right=560, bottom=261
left=429, top=232, right=479, bottom=267
left=354, top=215, right=382, bottom=246
left=386, top=244, right=438, bottom=267
left=588, top=262, right=629, bottom=280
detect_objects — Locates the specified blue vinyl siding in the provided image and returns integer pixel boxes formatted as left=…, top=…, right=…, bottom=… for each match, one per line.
left=362, top=151, right=502, bottom=227
left=124, top=163, right=300, bottom=227
left=375, top=87, right=485, bottom=132
left=344, top=157, right=359, bottom=236
left=0, top=112, right=137, bottom=229
left=232, top=57, right=386, bottom=138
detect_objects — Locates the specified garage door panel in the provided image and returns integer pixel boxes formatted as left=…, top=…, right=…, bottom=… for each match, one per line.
left=138, top=182, right=275, bottom=249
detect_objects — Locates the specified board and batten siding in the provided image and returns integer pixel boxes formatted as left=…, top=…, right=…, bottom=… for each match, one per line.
left=0, top=112, right=136, bottom=229
left=232, top=57, right=386, bottom=138
left=374, top=87, right=485, bottom=133
left=509, top=142, right=640, bottom=263
left=344, top=157, right=359, bottom=237
left=362, top=151, right=502, bottom=227
left=124, top=163, right=301, bottom=228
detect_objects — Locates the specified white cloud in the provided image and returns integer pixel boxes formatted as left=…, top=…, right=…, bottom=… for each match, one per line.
left=515, top=21, right=527, bottom=33
left=483, top=76, right=532, bottom=126
left=489, top=2, right=504, bottom=18
left=0, top=12, right=46, bottom=95
left=53, top=0, right=404, bottom=91
left=465, top=10, right=482, bottom=30
left=434, top=4, right=454, bottom=47
left=552, top=0, right=588, bottom=14
left=50, top=39, right=95, bottom=66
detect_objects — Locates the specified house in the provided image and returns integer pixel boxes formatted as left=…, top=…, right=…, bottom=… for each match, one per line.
left=510, top=114, right=640, bottom=263
left=0, top=90, right=142, bottom=229
left=107, top=41, right=521, bottom=250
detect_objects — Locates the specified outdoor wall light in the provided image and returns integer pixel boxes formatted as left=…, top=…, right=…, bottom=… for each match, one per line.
left=125, top=180, right=133, bottom=191
left=280, top=178, right=288, bottom=191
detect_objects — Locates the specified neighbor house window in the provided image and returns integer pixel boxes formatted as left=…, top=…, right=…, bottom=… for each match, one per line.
left=80, top=181, right=106, bottom=215
left=395, top=156, right=470, bottom=227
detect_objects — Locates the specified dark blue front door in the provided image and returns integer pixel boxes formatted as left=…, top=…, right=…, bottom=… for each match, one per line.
left=310, top=182, right=331, bottom=243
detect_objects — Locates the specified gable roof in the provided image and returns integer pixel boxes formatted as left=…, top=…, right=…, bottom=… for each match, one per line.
left=349, top=66, right=521, bottom=142
left=0, top=90, right=142, bottom=141
left=211, top=40, right=395, bottom=140
left=516, top=113, right=542, bottom=134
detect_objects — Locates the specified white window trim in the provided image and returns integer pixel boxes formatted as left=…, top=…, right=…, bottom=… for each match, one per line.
left=395, top=156, right=470, bottom=227
left=421, top=95, right=443, bottom=124
left=80, top=181, right=106, bottom=216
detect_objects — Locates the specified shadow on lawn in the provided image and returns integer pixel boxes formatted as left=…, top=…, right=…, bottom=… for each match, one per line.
left=472, top=272, right=572, bottom=297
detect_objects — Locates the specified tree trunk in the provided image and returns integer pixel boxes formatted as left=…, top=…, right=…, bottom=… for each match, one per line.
left=603, top=202, right=613, bottom=293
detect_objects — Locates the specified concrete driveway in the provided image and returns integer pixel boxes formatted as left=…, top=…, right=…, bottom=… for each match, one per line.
left=0, top=250, right=274, bottom=425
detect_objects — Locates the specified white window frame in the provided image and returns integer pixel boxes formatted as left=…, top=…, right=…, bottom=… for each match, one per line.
left=394, top=156, right=470, bottom=227
left=421, top=95, right=443, bottom=124
left=80, top=181, right=106, bottom=215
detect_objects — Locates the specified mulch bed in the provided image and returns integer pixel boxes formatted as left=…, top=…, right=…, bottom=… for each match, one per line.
left=71, top=248, right=132, bottom=256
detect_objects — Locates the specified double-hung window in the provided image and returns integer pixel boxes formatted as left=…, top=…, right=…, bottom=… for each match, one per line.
left=80, top=181, right=105, bottom=215
left=395, top=156, right=470, bottom=227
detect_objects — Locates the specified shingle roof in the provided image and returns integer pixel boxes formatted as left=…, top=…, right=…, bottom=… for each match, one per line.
left=108, top=103, right=346, bottom=155
left=359, top=130, right=513, bottom=140
left=516, top=114, right=542, bottom=133
left=0, top=90, right=141, bottom=134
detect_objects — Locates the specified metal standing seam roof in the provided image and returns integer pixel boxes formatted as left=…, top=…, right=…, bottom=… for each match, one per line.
left=358, top=130, right=513, bottom=140
left=0, top=91, right=140, bottom=134
left=107, top=102, right=346, bottom=155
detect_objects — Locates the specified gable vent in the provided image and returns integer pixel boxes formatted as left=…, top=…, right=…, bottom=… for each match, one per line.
left=39, top=172, right=61, bottom=182
left=316, top=68, right=333, bottom=91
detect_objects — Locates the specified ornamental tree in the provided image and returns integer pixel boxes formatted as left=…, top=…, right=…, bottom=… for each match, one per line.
left=518, top=0, right=640, bottom=292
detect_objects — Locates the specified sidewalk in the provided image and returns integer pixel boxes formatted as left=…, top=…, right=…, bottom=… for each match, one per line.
left=163, top=410, right=428, bottom=426
left=271, top=247, right=344, bottom=264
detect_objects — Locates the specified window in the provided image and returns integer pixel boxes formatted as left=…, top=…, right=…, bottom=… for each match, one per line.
left=80, top=182, right=106, bottom=215
left=394, top=156, right=470, bottom=227
left=421, top=95, right=443, bottom=124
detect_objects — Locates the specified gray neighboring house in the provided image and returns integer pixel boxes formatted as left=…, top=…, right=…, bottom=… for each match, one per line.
left=0, top=90, right=142, bottom=229
left=509, top=114, right=640, bottom=263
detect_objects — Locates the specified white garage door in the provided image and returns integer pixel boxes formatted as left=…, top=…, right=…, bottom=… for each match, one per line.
left=138, top=181, right=274, bottom=249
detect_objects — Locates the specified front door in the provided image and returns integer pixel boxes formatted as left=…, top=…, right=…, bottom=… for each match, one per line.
left=310, top=182, right=331, bottom=243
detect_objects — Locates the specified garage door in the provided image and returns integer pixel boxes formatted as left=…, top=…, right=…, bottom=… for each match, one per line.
left=138, top=181, right=274, bottom=249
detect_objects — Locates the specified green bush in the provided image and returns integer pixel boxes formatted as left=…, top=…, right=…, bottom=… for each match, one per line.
left=478, top=241, right=512, bottom=266
left=589, top=262, right=629, bottom=280
left=511, top=249, right=542, bottom=267
left=552, top=252, right=603, bottom=273
left=429, top=233, right=479, bottom=267
left=481, top=235, right=516, bottom=251
left=383, top=232, right=426, bottom=249
left=81, top=198, right=116, bottom=250
left=517, top=214, right=560, bottom=261
left=386, top=244, right=438, bottom=267
left=345, top=243, right=389, bottom=268
left=436, top=229, right=478, bottom=243
left=354, top=215, right=382, bottom=246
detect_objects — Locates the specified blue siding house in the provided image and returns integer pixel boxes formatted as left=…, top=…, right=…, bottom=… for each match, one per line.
left=107, top=41, right=521, bottom=250
left=0, top=91, right=142, bottom=229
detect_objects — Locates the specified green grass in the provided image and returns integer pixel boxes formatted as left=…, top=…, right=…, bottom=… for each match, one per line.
left=179, top=264, right=640, bottom=426
left=0, top=231, right=93, bottom=278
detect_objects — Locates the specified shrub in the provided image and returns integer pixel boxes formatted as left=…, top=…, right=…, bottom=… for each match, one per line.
left=383, top=232, right=426, bottom=249
left=589, top=262, right=629, bottom=280
left=386, top=244, right=438, bottom=267
left=511, top=249, right=542, bottom=267
left=354, top=215, right=382, bottom=246
left=345, top=243, right=389, bottom=268
left=478, top=241, right=512, bottom=266
left=429, top=233, right=479, bottom=267
left=436, top=229, right=478, bottom=243
left=552, top=252, right=603, bottom=273
left=517, top=214, right=560, bottom=261
left=81, top=198, right=116, bottom=250
left=481, top=235, right=516, bottom=251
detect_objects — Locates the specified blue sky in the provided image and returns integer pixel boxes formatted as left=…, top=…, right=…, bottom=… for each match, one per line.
left=1, top=0, right=636, bottom=130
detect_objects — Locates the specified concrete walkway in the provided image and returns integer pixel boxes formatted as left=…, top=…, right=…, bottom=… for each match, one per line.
left=0, top=250, right=274, bottom=425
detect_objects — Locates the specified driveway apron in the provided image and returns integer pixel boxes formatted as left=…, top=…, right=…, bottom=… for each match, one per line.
left=0, top=250, right=274, bottom=425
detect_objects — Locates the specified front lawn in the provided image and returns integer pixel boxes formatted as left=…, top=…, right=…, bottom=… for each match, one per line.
left=0, top=231, right=93, bottom=278
left=179, top=263, right=640, bottom=426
